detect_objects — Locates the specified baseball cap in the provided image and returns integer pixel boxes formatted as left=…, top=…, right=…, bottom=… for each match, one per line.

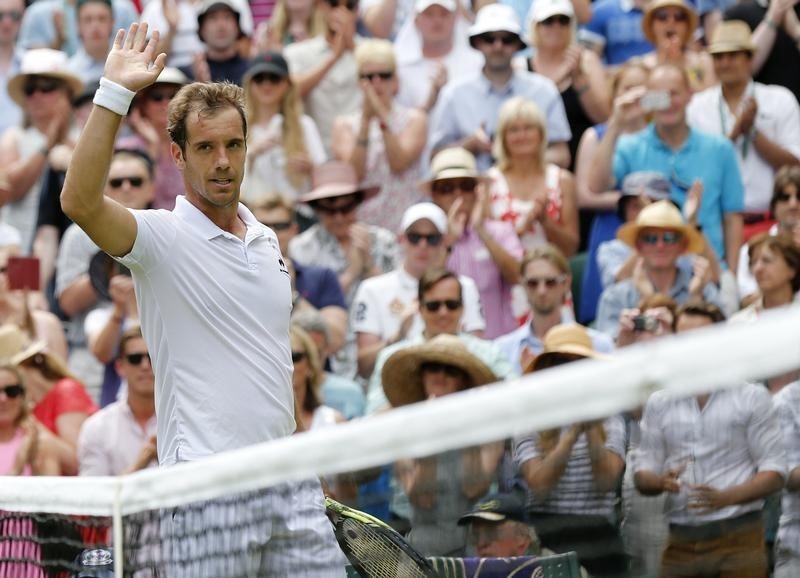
left=531, top=0, right=574, bottom=23
left=457, top=492, right=528, bottom=525
left=415, top=0, right=456, bottom=12
left=399, top=202, right=448, bottom=234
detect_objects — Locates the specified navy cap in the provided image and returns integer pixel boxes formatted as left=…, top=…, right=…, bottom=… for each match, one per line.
left=457, top=492, right=528, bottom=525
left=245, top=52, right=290, bottom=82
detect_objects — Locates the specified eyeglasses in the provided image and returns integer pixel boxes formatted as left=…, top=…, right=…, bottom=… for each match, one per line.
left=124, top=352, right=151, bottom=366
left=653, top=9, right=688, bottom=22
left=431, top=179, right=477, bottom=195
left=776, top=191, right=800, bottom=203
left=406, top=232, right=443, bottom=246
left=0, top=384, right=24, bottom=399
left=291, top=350, right=306, bottom=363
left=314, top=199, right=360, bottom=216
left=420, top=361, right=465, bottom=378
left=0, top=10, right=22, bottom=22
left=262, top=221, right=293, bottom=231
left=109, top=176, right=145, bottom=188
left=524, top=275, right=566, bottom=290
left=328, top=0, right=358, bottom=10
left=147, top=90, right=178, bottom=103
left=540, top=14, right=571, bottom=26
left=639, top=231, right=684, bottom=245
left=23, top=77, right=62, bottom=97
left=359, top=71, right=394, bottom=81
left=477, top=32, right=519, bottom=46
left=422, top=299, right=462, bottom=312
left=252, top=72, right=285, bottom=85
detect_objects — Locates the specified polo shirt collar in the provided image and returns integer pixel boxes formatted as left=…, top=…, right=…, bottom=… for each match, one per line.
left=645, top=123, right=697, bottom=154
left=478, top=70, right=516, bottom=96
left=398, top=267, right=418, bottom=290
left=172, top=195, right=266, bottom=242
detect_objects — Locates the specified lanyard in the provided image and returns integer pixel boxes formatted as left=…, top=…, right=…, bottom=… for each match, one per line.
left=718, top=85, right=755, bottom=159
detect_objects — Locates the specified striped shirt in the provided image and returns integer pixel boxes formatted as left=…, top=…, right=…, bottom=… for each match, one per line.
left=775, top=381, right=800, bottom=557
left=514, top=415, right=626, bottom=516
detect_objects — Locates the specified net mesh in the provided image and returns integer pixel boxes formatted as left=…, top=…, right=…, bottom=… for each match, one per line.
left=0, top=307, right=798, bottom=577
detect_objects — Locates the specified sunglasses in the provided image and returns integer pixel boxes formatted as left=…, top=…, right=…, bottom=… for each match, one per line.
left=147, top=91, right=178, bottom=103
left=314, top=200, right=360, bottom=216
left=252, top=72, right=285, bottom=85
left=525, top=275, right=566, bottom=290
left=23, top=77, right=62, bottom=97
left=109, top=176, right=145, bottom=189
left=431, top=179, right=477, bottom=195
left=422, top=299, right=462, bottom=312
left=328, top=0, right=358, bottom=10
left=0, top=384, right=24, bottom=399
left=776, top=191, right=800, bottom=203
left=262, top=221, right=293, bottom=231
left=0, top=10, right=22, bottom=22
left=359, top=71, right=394, bottom=81
left=406, top=232, right=443, bottom=246
left=477, top=32, right=519, bottom=46
left=124, top=352, right=151, bottom=366
left=540, top=14, right=571, bottom=26
left=653, top=9, right=688, bottom=22
left=421, top=361, right=466, bottom=378
left=291, top=350, right=306, bottom=363
left=639, top=231, right=684, bottom=246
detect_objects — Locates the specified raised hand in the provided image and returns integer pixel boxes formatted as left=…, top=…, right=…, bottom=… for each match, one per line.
left=192, top=52, right=212, bottom=83
left=611, top=86, right=647, bottom=129
left=104, top=23, right=167, bottom=93
left=683, top=179, right=703, bottom=226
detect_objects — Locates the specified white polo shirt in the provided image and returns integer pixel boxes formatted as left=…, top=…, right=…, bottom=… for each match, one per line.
left=117, top=197, right=295, bottom=466
left=351, top=267, right=486, bottom=341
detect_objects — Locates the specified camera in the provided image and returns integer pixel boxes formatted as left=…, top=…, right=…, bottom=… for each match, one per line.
left=633, top=315, right=659, bottom=332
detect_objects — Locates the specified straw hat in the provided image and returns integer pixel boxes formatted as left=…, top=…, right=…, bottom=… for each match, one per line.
left=382, top=334, right=497, bottom=407
left=641, top=0, right=698, bottom=45
left=616, top=199, right=704, bottom=254
left=0, top=325, right=46, bottom=366
left=299, top=162, right=380, bottom=204
left=7, top=49, right=83, bottom=108
left=707, top=20, right=756, bottom=55
left=527, top=324, right=606, bottom=372
left=468, top=3, right=527, bottom=48
left=418, top=147, right=490, bottom=194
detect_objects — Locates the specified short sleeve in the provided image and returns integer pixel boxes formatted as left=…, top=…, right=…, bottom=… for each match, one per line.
left=116, top=209, right=177, bottom=273
left=460, top=276, right=486, bottom=334
left=51, top=379, right=98, bottom=420
left=718, top=140, right=745, bottom=213
left=301, top=115, right=328, bottom=165
left=351, top=279, right=383, bottom=336
left=428, top=84, right=460, bottom=152
left=311, top=268, right=347, bottom=310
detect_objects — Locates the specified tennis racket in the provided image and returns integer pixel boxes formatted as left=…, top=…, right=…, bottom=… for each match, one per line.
left=324, top=497, right=439, bottom=578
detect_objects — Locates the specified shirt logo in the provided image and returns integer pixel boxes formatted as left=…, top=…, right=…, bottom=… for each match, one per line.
left=278, top=257, right=289, bottom=276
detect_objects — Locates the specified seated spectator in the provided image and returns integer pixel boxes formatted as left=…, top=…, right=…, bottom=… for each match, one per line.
left=0, top=0, right=25, bottom=136
left=67, top=0, right=113, bottom=84
left=77, top=326, right=157, bottom=476
left=514, top=324, right=628, bottom=577
left=332, top=39, right=427, bottom=233
left=580, top=0, right=652, bottom=67
left=488, top=97, right=579, bottom=257
left=291, top=324, right=345, bottom=430
left=241, top=52, right=326, bottom=204
left=353, top=202, right=485, bottom=379
left=424, top=147, right=524, bottom=339
left=596, top=200, right=721, bottom=340
left=142, top=0, right=204, bottom=69
left=383, top=333, right=504, bottom=556
left=495, top=244, right=613, bottom=375
left=255, top=0, right=324, bottom=52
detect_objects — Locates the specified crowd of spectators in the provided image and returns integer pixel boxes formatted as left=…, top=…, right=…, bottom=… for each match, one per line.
left=0, top=0, right=799, bottom=574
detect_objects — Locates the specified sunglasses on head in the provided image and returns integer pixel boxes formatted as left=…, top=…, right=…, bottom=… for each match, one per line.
left=109, top=176, right=145, bottom=189
left=653, top=9, right=688, bottom=22
left=541, top=14, right=571, bottom=26
left=431, top=179, right=477, bottom=195
left=23, top=77, right=62, bottom=97
left=314, top=199, right=361, bottom=216
left=423, top=299, right=462, bottom=312
left=125, top=352, right=151, bottom=366
left=262, top=220, right=293, bottom=231
left=525, top=275, right=566, bottom=290
left=0, top=384, right=24, bottom=399
left=328, top=0, right=358, bottom=10
left=406, top=232, right=443, bottom=246
left=291, top=350, right=306, bottom=363
left=421, top=361, right=466, bottom=378
left=0, top=10, right=22, bottom=22
left=639, top=231, right=683, bottom=245
left=477, top=32, right=519, bottom=46
left=252, top=72, right=285, bottom=85
left=359, top=71, right=394, bottom=81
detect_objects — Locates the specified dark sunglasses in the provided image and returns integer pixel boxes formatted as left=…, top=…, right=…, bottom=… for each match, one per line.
left=525, top=275, right=565, bottom=290
left=541, top=14, right=571, bottom=26
left=776, top=191, right=800, bottom=203
left=406, top=232, right=443, bottom=246
left=477, top=32, right=519, bottom=46
left=109, top=176, right=145, bottom=189
left=653, top=9, right=688, bottom=22
left=639, top=231, right=683, bottom=246
left=420, top=361, right=466, bottom=378
left=314, top=200, right=360, bottom=216
left=423, top=299, right=462, bottom=312
left=252, top=72, right=285, bottom=85
left=359, top=71, right=394, bottom=81
left=431, top=179, right=477, bottom=195
left=147, top=91, right=177, bottom=103
left=0, top=384, right=24, bottom=399
left=0, top=10, right=22, bottom=22
left=328, top=0, right=358, bottom=10
left=124, top=352, right=151, bottom=366
left=262, top=221, right=293, bottom=231
left=291, top=350, right=307, bottom=363
left=23, top=77, right=62, bottom=97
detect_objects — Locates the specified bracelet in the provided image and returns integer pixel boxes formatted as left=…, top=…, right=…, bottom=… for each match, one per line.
left=94, top=76, right=137, bottom=116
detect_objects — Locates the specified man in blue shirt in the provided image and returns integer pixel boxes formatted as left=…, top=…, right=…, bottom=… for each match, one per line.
left=581, top=0, right=653, bottom=66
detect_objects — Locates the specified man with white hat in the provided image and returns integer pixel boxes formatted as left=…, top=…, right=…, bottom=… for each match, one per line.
left=352, top=201, right=486, bottom=378
left=596, top=200, right=721, bottom=340
left=687, top=20, right=800, bottom=239
left=429, top=3, right=571, bottom=171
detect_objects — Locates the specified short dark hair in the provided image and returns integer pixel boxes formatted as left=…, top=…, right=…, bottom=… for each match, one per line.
left=113, top=148, right=155, bottom=178
left=770, top=165, right=800, bottom=216
left=119, top=326, right=145, bottom=358
left=676, top=300, right=726, bottom=325
left=167, top=82, right=247, bottom=153
left=418, top=268, right=462, bottom=303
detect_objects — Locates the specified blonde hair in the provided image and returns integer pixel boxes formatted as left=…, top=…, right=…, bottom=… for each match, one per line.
left=290, top=324, right=324, bottom=411
left=267, top=0, right=325, bottom=47
left=492, top=97, right=548, bottom=172
left=354, top=39, right=396, bottom=71
left=529, top=16, right=575, bottom=46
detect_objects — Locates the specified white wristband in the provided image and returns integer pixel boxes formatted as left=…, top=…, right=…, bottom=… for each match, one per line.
left=93, top=77, right=137, bottom=116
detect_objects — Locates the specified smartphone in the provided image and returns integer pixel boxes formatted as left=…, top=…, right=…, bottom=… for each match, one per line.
left=6, top=256, right=40, bottom=291
left=640, top=90, right=671, bottom=112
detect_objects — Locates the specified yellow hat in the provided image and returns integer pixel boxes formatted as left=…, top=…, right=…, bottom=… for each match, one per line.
left=707, top=20, right=756, bottom=54
left=616, top=199, right=705, bottom=254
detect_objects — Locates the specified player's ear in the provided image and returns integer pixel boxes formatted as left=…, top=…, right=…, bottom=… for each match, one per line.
left=171, top=142, right=185, bottom=169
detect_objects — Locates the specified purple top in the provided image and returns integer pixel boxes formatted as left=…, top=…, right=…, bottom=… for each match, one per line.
left=116, top=135, right=183, bottom=210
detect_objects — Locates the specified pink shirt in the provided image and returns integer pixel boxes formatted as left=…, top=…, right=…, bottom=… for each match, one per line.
left=0, top=428, right=31, bottom=476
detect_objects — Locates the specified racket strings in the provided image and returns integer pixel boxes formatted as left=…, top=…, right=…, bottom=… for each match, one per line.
left=339, top=518, right=433, bottom=578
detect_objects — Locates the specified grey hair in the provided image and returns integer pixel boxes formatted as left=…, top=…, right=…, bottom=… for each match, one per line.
left=291, top=310, right=330, bottom=344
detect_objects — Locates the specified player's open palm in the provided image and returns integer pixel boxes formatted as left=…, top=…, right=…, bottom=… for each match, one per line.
left=104, top=23, right=167, bottom=93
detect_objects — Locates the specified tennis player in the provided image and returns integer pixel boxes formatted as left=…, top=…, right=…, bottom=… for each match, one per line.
left=61, top=23, right=346, bottom=576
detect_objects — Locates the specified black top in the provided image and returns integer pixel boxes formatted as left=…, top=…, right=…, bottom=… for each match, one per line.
left=180, top=54, right=251, bottom=86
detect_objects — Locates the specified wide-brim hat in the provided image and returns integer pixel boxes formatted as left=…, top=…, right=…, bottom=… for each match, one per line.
left=616, top=199, right=705, bottom=254
left=382, top=334, right=497, bottom=407
left=418, top=147, right=490, bottom=194
left=0, top=324, right=47, bottom=366
left=707, top=20, right=756, bottom=54
left=299, top=161, right=379, bottom=204
left=468, top=3, right=527, bottom=48
left=527, top=324, right=607, bottom=372
left=642, top=0, right=698, bottom=45
left=7, top=48, right=84, bottom=108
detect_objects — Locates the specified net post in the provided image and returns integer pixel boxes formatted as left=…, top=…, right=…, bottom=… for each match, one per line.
left=113, top=478, right=123, bottom=578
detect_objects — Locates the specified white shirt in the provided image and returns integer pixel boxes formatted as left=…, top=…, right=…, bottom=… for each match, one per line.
left=775, top=381, right=800, bottom=557
left=637, top=384, right=786, bottom=525
left=351, top=267, right=486, bottom=341
left=117, top=197, right=295, bottom=465
left=687, top=82, right=800, bottom=212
